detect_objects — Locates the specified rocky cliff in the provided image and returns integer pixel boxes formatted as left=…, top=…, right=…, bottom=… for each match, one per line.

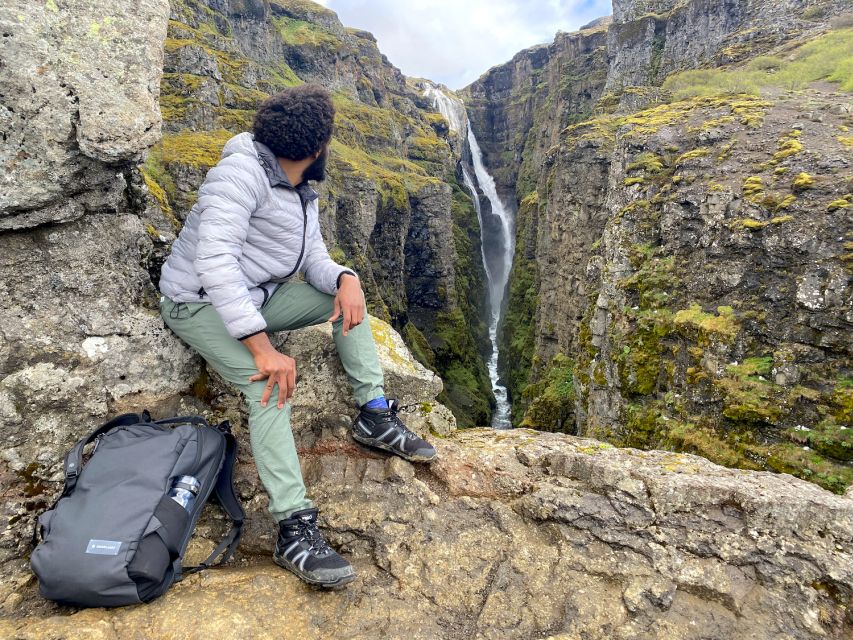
left=464, top=0, right=852, bottom=495
left=1, top=1, right=852, bottom=638
left=0, top=0, right=495, bottom=601
left=5, top=313, right=853, bottom=639
left=460, top=19, right=611, bottom=205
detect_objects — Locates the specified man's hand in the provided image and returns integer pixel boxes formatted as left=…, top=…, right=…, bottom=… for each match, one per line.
left=329, top=273, right=365, bottom=336
left=242, top=332, right=296, bottom=409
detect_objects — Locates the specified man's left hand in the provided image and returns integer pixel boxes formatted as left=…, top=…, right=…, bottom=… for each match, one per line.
left=329, top=274, right=365, bottom=336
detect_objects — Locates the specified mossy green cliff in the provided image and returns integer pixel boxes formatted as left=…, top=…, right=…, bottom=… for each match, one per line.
left=464, top=2, right=853, bottom=493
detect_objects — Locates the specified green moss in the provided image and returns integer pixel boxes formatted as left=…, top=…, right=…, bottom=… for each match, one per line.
left=772, top=214, right=797, bottom=226
left=714, top=353, right=789, bottom=426
left=739, top=218, right=768, bottom=230
left=674, top=304, right=739, bottom=343
left=742, top=175, right=764, bottom=201
left=774, top=193, right=797, bottom=211
left=771, top=137, right=804, bottom=163
left=614, top=245, right=677, bottom=397
left=432, top=308, right=493, bottom=427
left=519, top=353, right=576, bottom=432
left=407, top=135, right=449, bottom=164
left=832, top=377, right=853, bottom=425
left=726, top=356, right=773, bottom=377
left=272, top=15, right=342, bottom=49
left=627, top=152, right=665, bottom=174
left=764, top=443, right=852, bottom=494
left=662, top=27, right=853, bottom=96
left=674, top=147, right=709, bottom=164
left=626, top=410, right=853, bottom=494
left=670, top=422, right=759, bottom=468
left=140, top=149, right=180, bottom=229
left=269, top=0, right=338, bottom=19
left=792, top=172, right=815, bottom=192
left=402, top=321, right=436, bottom=369
left=827, top=197, right=851, bottom=211
left=329, top=139, right=440, bottom=210
left=787, top=419, right=852, bottom=462
left=160, top=129, right=234, bottom=169
left=498, top=191, right=541, bottom=423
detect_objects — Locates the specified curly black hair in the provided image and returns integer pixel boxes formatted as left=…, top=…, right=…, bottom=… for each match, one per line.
left=251, top=84, right=335, bottom=160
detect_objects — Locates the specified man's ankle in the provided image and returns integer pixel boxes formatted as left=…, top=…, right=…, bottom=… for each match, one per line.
left=362, top=395, right=388, bottom=410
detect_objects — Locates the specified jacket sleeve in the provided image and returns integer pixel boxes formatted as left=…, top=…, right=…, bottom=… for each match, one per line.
left=193, top=155, right=268, bottom=340
left=301, top=216, right=357, bottom=296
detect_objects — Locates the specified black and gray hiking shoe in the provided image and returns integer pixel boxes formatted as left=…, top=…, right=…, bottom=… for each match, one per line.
left=273, top=507, right=355, bottom=588
left=351, top=398, right=438, bottom=462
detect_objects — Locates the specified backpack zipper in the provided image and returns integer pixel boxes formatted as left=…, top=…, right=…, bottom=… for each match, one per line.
left=176, top=431, right=225, bottom=565
left=192, top=430, right=203, bottom=473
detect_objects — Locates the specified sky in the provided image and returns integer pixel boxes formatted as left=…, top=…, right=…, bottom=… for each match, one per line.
left=314, top=0, right=612, bottom=90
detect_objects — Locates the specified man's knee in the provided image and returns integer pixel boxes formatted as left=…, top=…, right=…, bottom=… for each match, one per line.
left=243, top=380, right=288, bottom=409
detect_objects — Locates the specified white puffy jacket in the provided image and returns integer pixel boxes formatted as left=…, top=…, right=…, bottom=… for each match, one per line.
left=158, top=131, right=355, bottom=340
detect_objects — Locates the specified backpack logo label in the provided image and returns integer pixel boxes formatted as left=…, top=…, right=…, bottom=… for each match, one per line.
left=86, top=539, right=122, bottom=555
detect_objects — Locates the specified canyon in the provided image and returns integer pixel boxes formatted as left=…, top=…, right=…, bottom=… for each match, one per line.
left=0, top=0, right=850, bottom=637
left=462, top=0, right=852, bottom=496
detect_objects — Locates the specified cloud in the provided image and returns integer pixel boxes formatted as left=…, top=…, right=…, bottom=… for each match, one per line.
left=315, top=0, right=612, bottom=90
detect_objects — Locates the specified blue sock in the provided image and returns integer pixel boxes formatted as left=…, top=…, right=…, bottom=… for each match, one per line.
left=364, top=396, right=388, bottom=409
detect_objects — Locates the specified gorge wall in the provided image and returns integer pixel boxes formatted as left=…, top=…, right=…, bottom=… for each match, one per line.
left=463, top=0, right=852, bottom=494
left=1, top=1, right=852, bottom=638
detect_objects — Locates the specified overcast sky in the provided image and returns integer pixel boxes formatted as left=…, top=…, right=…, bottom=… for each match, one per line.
left=315, top=0, right=612, bottom=90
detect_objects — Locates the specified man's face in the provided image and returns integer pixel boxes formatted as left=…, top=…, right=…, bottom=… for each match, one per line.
left=303, top=144, right=329, bottom=182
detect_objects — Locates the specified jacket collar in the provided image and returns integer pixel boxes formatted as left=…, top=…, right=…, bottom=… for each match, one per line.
left=252, top=136, right=319, bottom=204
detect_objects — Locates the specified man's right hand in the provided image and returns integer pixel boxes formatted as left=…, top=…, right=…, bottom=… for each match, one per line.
left=241, top=332, right=297, bottom=409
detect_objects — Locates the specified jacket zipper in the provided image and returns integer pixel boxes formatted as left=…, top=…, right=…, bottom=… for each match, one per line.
left=279, top=194, right=309, bottom=280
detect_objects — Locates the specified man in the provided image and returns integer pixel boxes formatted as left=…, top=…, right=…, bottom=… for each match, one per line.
left=158, top=84, right=437, bottom=589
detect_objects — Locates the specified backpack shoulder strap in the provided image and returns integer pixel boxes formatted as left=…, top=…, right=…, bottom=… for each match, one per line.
left=179, top=422, right=245, bottom=579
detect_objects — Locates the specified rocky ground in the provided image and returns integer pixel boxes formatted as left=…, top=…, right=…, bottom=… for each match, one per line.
left=3, top=323, right=852, bottom=639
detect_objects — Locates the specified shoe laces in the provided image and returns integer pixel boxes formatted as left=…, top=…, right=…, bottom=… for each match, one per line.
left=374, top=400, right=419, bottom=440
left=289, top=514, right=333, bottom=556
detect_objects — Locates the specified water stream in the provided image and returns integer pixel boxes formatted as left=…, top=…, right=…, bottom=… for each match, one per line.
left=423, top=84, right=514, bottom=429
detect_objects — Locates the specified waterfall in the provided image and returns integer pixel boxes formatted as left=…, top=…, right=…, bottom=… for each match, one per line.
left=423, top=83, right=514, bottom=429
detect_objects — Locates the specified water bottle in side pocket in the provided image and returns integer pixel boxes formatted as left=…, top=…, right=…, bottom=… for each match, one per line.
left=168, top=476, right=201, bottom=512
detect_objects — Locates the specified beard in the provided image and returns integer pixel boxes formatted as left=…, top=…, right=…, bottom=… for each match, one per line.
left=302, top=146, right=329, bottom=182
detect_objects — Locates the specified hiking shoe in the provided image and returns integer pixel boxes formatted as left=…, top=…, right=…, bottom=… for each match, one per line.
left=351, top=398, right=438, bottom=462
left=273, top=507, right=355, bottom=588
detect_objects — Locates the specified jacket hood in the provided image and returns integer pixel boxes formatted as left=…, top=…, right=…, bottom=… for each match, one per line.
left=221, top=131, right=258, bottom=159
left=220, top=131, right=318, bottom=202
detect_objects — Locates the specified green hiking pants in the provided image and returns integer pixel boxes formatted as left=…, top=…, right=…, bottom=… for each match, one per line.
left=160, top=280, right=385, bottom=522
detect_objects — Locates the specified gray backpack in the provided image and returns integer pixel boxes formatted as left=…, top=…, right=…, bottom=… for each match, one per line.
left=29, top=411, right=245, bottom=607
